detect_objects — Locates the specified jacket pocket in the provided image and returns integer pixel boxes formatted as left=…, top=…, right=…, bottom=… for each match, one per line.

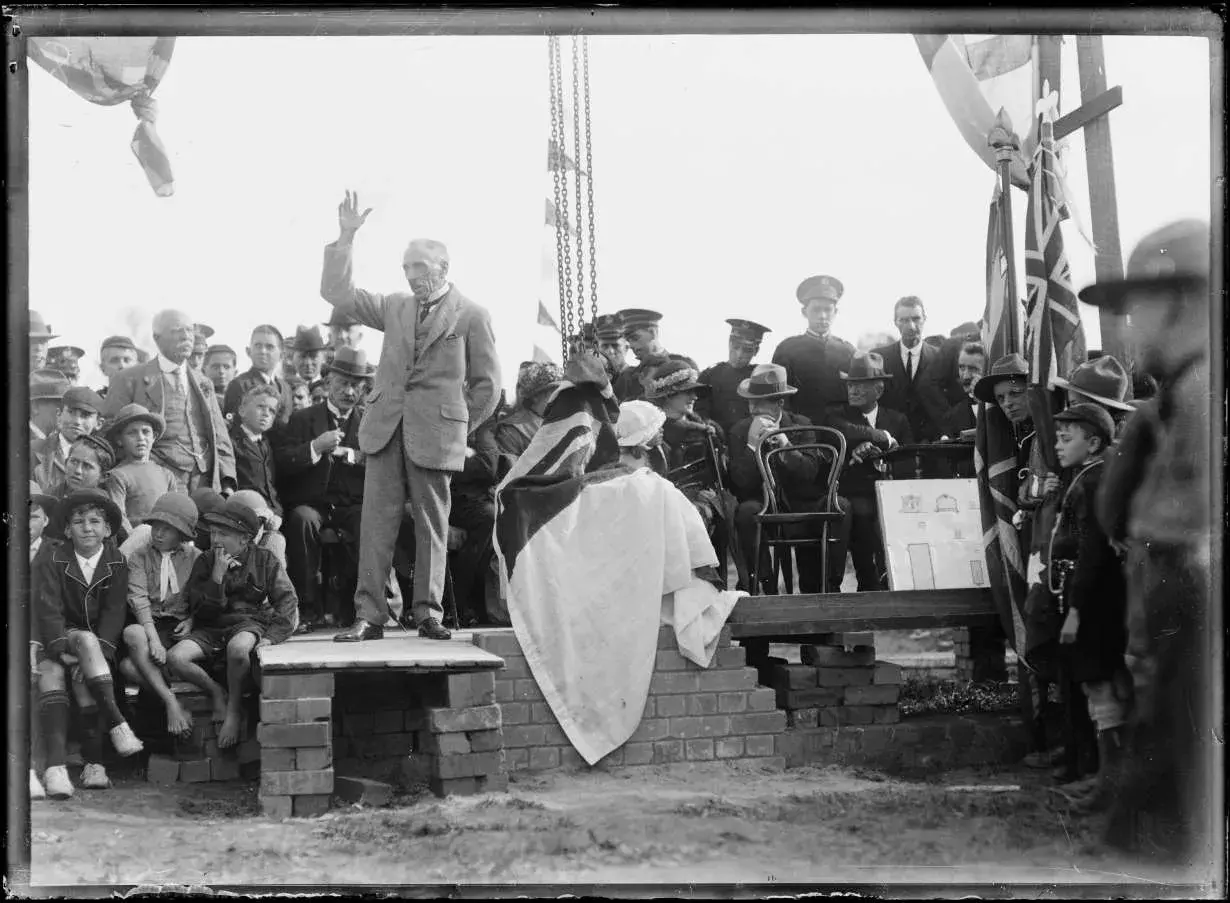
left=440, top=403, right=468, bottom=423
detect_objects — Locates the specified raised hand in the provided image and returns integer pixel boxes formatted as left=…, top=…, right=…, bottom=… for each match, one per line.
left=338, top=189, right=373, bottom=238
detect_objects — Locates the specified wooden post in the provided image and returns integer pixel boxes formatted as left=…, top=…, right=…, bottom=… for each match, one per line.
left=1076, top=35, right=1131, bottom=367
left=988, top=110, right=1023, bottom=355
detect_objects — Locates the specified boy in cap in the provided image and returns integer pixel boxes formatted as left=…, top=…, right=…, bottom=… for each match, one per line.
left=169, top=497, right=298, bottom=748
left=33, top=386, right=105, bottom=497
left=47, top=345, right=86, bottom=385
left=120, top=493, right=202, bottom=738
left=771, top=275, right=857, bottom=426
left=32, top=488, right=143, bottom=798
left=98, top=335, right=141, bottom=389
left=104, top=403, right=180, bottom=534
left=697, top=319, right=771, bottom=438
left=611, top=309, right=699, bottom=402
left=203, top=344, right=239, bottom=408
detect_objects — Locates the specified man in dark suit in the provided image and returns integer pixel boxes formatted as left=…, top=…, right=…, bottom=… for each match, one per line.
left=771, top=275, right=857, bottom=426
left=103, top=309, right=236, bottom=495
left=223, top=324, right=294, bottom=428
left=228, top=383, right=283, bottom=518
left=937, top=320, right=982, bottom=406
left=697, top=318, right=771, bottom=438
left=322, top=191, right=502, bottom=641
left=939, top=341, right=987, bottom=439
left=274, top=348, right=373, bottom=632
left=829, top=351, right=913, bottom=592
left=872, top=296, right=949, bottom=442
left=611, top=309, right=698, bottom=402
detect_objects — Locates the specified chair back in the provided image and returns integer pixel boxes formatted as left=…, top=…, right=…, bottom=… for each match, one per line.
left=755, top=424, right=847, bottom=516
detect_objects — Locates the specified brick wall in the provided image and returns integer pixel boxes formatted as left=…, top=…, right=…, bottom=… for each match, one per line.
left=471, top=627, right=788, bottom=772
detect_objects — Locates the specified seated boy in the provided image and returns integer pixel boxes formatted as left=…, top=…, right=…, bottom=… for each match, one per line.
left=32, top=488, right=143, bottom=799
left=28, top=481, right=57, bottom=800
left=120, top=493, right=202, bottom=738
left=168, top=498, right=299, bottom=748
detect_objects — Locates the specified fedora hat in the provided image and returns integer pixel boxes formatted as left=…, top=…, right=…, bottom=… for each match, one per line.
left=61, top=487, right=123, bottom=536
left=144, top=492, right=199, bottom=540
left=30, top=369, right=70, bottom=401
left=643, top=360, right=709, bottom=400
left=1054, top=402, right=1116, bottom=444
left=1078, top=219, right=1209, bottom=309
left=292, top=324, right=329, bottom=354
left=106, top=403, right=167, bottom=442
left=325, top=308, right=361, bottom=329
left=840, top=351, right=893, bottom=383
left=972, top=353, right=1029, bottom=403
left=202, top=497, right=261, bottom=538
left=321, top=347, right=375, bottom=380
left=737, top=363, right=797, bottom=399
left=29, top=310, right=59, bottom=340
left=1051, top=355, right=1134, bottom=413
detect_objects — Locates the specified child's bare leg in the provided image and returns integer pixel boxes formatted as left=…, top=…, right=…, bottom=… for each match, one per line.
left=66, top=631, right=127, bottom=732
left=167, top=640, right=227, bottom=723
left=123, top=624, right=191, bottom=737
left=217, top=632, right=258, bottom=749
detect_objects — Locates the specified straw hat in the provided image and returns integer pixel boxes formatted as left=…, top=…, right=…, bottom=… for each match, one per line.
left=643, top=360, right=709, bottom=400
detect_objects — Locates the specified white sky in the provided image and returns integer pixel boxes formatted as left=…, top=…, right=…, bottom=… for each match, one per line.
left=28, top=34, right=1212, bottom=390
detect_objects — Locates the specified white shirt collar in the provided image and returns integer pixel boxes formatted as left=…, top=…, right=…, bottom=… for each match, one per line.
left=240, top=423, right=264, bottom=443
left=804, top=328, right=829, bottom=341
left=59, top=432, right=73, bottom=458
left=900, top=340, right=921, bottom=368
left=326, top=400, right=353, bottom=422
left=864, top=405, right=879, bottom=428
left=424, top=282, right=452, bottom=306
left=254, top=369, right=277, bottom=385
left=157, top=353, right=187, bottom=376
left=75, top=547, right=104, bottom=579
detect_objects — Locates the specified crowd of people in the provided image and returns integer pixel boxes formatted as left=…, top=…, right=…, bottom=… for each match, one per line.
left=24, top=207, right=1213, bottom=862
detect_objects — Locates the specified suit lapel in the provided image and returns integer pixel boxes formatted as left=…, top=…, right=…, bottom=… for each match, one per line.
left=420, top=289, right=462, bottom=355
left=55, top=545, right=90, bottom=591
left=142, top=361, right=165, bottom=411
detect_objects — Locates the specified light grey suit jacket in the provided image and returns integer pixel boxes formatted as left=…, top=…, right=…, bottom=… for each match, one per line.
left=320, top=241, right=502, bottom=472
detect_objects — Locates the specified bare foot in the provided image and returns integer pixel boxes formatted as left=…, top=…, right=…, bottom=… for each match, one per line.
left=217, top=711, right=242, bottom=749
left=210, top=690, right=229, bottom=724
left=165, top=699, right=193, bottom=738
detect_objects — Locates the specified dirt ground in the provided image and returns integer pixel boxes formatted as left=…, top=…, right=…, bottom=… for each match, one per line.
left=25, top=760, right=1212, bottom=892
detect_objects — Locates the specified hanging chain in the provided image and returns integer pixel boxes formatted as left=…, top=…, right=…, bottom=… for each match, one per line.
left=582, top=37, right=598, bottom=335
left=549, top=36, right=575, bottom=362
left=570, top=36, right=588, bottom=350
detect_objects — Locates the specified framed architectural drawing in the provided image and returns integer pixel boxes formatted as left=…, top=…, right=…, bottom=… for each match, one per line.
left=874, top=478, right=987, bottom=590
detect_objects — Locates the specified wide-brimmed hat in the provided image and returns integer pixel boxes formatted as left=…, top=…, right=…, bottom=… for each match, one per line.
left=292, top=324, right=329, bottom=353
left=60, top=386, right=105, bottom=415
left=29, top=310, right=59, bottom=340
left=202, top=497, right=261, bottom=537
left=840, top=351, right=893, bottom=383
left=29, top=480, right=57, bottom=514
left=616, top=308, right=663, bottom=339
left=60, top=487, right=123, bottom=536
left=1051, top=355, right=1134, bottom=413
left=615, top=400, right=666, bottom=448
left=1078, top=219, right=1209, bottom=310
left=321, top=346, right=375, bottom=379
left=326, top=308, right=361, bottom=329
left=643, top=360, right=709, bottom=400
left=144, top=492, right=199, bottom=539
left=1054, top=402, right=1116, bottom=444
left=726, top=318, right=771, bottom=346
left=972, top=353, right=1029, bottom=403
left=106, top=403, right=167, bottom=442
left=796, top=275, right=844, bottom=305
left=516, top=362, right=563, bottom=403
left=737, top=363, right=798, bottom=399
left=72, top=432, right=117, bottom=471
left=31, top=369, right=70, bottom=401
left=99, top=334, right=139, bottom=354
left=194, top=323, right=216, bottom=340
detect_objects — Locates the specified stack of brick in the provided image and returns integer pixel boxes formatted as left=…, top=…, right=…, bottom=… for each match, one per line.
left=257, top=673, right=336, bottom=818
left=471, top=626, right=789, bottom=772
left=953, top=627, right=974, bottom=682
left=144, top=682, right=260, bottom=784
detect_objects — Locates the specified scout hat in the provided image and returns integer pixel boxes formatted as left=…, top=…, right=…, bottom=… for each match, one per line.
left=796, top=275, right=844, bottom=305
left=29, top=480, right=57, bottom=515
left=100, top=335, right=139, bottom=354
left=326, top=308, right=361, bottom=328
left=30, top=369, right=70, bottom=401
left=321, top=347, right=375, bottom=379
left=595, top=313, right=624, bottom=342
left=643, top=360, right=710, bottom=400
left=106, top=403, right=167, bottom=442
left=144, top=492, right=199, bottom=540
left=972, top=353, right=1029, bottom=403
left=615, top=400, right=666, bottom=448
left=1078, top=219, right=1209, bottom=309
left=61, top=386, right=106, bottom=415
left=202, top=496, right=261, bottom=537
left=840, top=351, right=893, bottom=383
left=737, top=363, right=798, bottom=399
left=617, top=308, right=663, bottom=338
left=72, top=432, right=117, bottom=471
left=194, top=323, right=216, bottom=340
left=1051, top=355, right=1134, bottom=413
left=292, top=324, right=329, bottom=353
left=29, top=310, right=59, bottom=340
left=726, top=318, right=771, bottom=347
left=1054, top=402, right=1116, bottom=444
left=516, top=362, right=563, bottom=403
left=61, top=487, right=123, bottom=535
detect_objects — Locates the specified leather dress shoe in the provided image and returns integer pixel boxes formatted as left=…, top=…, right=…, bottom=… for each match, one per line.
left=333, top=619, right=385, bottom=642
left=295, top=621, right=315, bottom=636
left=418, top=618, right=452, bottom=641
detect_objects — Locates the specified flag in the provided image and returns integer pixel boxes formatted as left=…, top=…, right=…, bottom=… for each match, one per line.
left=28, top=37, right=176, bottom=197
left=1023, top=116, right=1087, bottom=390
left=537, top=300, right=561, bottom=332
left=548, top=137, right=583, bottom=174
left=532, top=344, right=554, bottom=364
left=914, top=34, right=1036, bottom=187
left=981, top=185, right=1021, bottom=362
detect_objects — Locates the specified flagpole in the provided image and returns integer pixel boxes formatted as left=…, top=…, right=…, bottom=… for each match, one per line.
left=989, top=110, right=1023, bottom=356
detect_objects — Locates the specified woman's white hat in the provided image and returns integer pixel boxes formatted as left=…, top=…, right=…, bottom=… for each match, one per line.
left=615, top=400, right=666, bottom=448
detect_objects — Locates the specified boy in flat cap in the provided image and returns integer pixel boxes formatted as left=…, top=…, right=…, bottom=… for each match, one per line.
left=97, top=336, right=141, bottom=397
left=611, top=309, right=699, bottom=402
left=771, top=275, right=857, bottom=426
left=203, top=344, right=239, bottom=408
left=33, top=386, right=105, bottom=497
left=697, top=319, right=771, bottom=438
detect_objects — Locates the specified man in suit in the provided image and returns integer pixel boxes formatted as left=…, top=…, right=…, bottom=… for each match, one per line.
left=830, top=351, right=913, bottom=592
left=939, top=341, right=987, bottom=440
left=223, top=324, right=294, bottom=428
left=103, top=309, right=236, bottom=495
left=274, top=348, right=373, bottom=632
left=872, top=296, right=949, bottom=442
left=322, top=191, right=501, bottom=642
left=771, top=275, right=858, bottom=426
left=697, top=319, right=772, bottom=438
left=611, top=309, right=698, bottom=402
left=937, top=320, right=983, bottom=406
left=290, top=325, right=330, bottom=386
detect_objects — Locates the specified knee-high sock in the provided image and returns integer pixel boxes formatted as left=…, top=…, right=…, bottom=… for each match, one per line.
left=78, top=705, right=104, bottom=765
left=39, top=690, right=70, bottom=769
left=85, top=675, right=125, bottom=731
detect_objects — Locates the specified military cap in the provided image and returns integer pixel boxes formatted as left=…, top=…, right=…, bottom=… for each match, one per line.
left=796, top=275, right=844, bottom=305
left=726, top=318, right=771, bottom=345
left=595, top=314, right=624, bottom=342
left=48, top=345, right=86, bottom=361
left=617, top=308, right=663, bottom=338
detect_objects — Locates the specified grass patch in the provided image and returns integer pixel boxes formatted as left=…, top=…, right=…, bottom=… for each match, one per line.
left=899, top=676, right=1019, bottom=717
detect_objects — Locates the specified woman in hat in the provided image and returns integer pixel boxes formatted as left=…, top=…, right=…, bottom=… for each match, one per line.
left=103, top=403, right=180, bottom=536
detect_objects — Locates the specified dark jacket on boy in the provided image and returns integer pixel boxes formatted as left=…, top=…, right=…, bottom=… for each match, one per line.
left=33, top=539, right=129, bottom=663
left=183, top=544, right=299, bottom=646
left=229, top=420, right=282, bottom=515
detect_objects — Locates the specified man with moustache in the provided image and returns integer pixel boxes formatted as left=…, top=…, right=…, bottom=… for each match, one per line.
left=697, top=319, right=772, bottom=438
left=939, top=341, right=988, bottom=441
left=611, top=309, right=698, bottom=402
left=290, top=325, right=330, bottom=388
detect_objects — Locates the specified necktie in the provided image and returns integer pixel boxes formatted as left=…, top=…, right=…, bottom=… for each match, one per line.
left=173, top=367, right=185, bottom=393
left=906, top=351, right=914, bottom=382
left=418, top=301, right=436, bottom=324
left=159, top=550, right=180, bottom=601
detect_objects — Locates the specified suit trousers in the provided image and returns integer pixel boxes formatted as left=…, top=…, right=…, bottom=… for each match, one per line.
left=285, top=504, right=362, bottom=622
left=449, top=493, right=501, bottom=625
left=734, top=497, right=848, bottom=594
left=846, top=493, right=887, bottom=592
left=355, top=423, right=452, bottom=625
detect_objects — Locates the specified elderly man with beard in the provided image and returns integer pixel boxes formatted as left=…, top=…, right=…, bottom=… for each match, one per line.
left=321, top=191, right=501, bottom=642
left=611, top=309, right=698, bottom=402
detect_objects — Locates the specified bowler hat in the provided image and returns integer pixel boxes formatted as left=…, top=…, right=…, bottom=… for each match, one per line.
left=202, top=497, right=261, bottom=537
left=321, top=346, right=375, bottom=380
left=840, top=351, right=893, bottom=383
left=1054, top=402, right=1115, bottom=444
left=61, top=487, right=123, bottom=536
left=1078, top=219, right=1209, bottom=309
left=29, top=310, right=59, bottom=340
left=144, top=492, right=199, bottom=540
left=326, top=308, right=361, bottom=329
left=726, top=318, right=771, bottom=345
left=100, top=335, right=139, bottom=354
left=972, top=353, right=1029, bottom=403
left=107, top=403, right=167, bottom=442
left=594, top=313, right=624, bottom=342
left=30, top=370, right=70, bottom=401
left=1051, top=356, right=1134, bottom=413
left=617, top=309, right=663, bottom=338
left=61, top=386, right=105, bottom=415
left=796, top=275, right=844, bottom=305
left=737, top=363, right=797, bottom=399
left=292, top=324, right=328, bottom=353
left=643, top=360, right=709, bottom=400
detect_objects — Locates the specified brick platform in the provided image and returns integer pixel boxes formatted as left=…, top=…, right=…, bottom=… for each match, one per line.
left=133, top=681, right=261, bottom=784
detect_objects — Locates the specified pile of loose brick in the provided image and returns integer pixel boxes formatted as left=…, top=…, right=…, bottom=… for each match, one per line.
left=471, top=626, right=789, bottom=770
left=141, top=682, right=261, bottom=784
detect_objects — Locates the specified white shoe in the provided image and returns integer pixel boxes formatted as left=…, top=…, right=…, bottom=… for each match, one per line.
left=80, top=762, right=111, bottom=789
left=109, top=722, right=144, bottom=757
left=30, top=769, right=46, bottom=800
left=43, top=765, right=74, bottom=799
